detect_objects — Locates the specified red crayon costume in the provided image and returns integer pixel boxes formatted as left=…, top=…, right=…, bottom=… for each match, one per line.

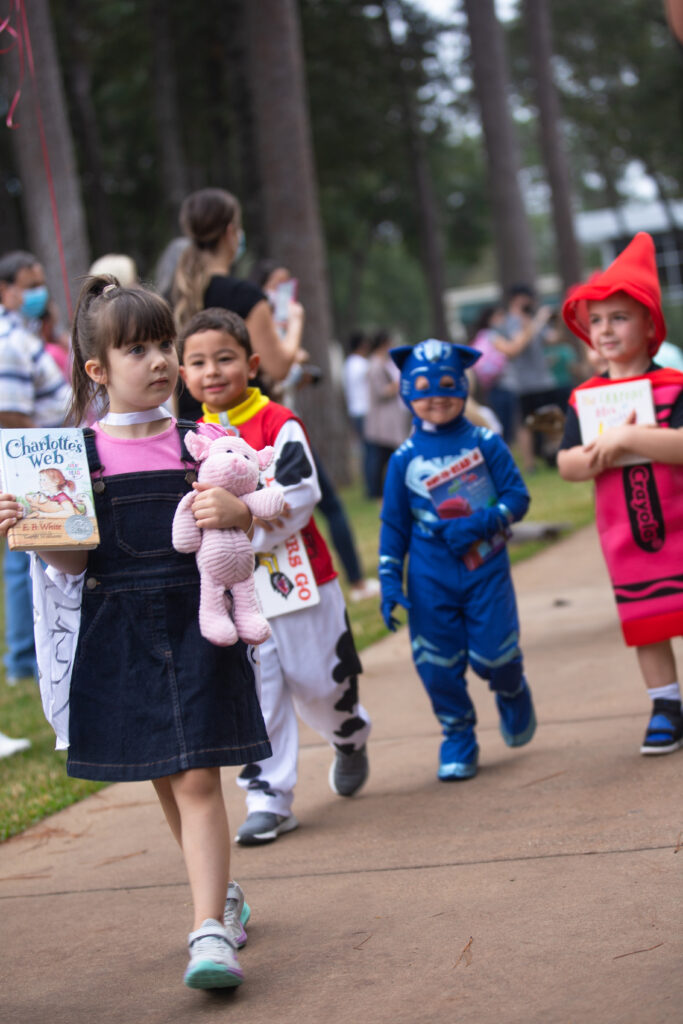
left=561, top=233, right=683, bottom=646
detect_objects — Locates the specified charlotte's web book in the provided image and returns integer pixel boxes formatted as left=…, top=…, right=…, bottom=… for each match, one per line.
left=575, top=378, right=655, bottom=466
left=425, top=446, right=509, bottom=570
left=0, top=428, right=100, bottom=551
left=254, top=530, right=320, bottom=617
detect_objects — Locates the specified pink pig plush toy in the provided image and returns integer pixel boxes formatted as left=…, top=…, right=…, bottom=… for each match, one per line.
left=172, top=431, right=285, bottom=646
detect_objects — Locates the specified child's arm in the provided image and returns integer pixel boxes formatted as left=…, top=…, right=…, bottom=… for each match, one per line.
left=379, top=455, right=412, bottom=631
left=583, top=421, right=683, bottom=473
left=557, top=414, right=683, bottom=479
left=432, top=433, right=530, bottom=556
left=250, top=419, right=321, bottom=551
left=0, top=494, right=88, bottom=574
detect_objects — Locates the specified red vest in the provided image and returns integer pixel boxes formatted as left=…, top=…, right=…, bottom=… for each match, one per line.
left=201, top=402, right=337, bottom=587
left=570, top=369, right=683, bottom=645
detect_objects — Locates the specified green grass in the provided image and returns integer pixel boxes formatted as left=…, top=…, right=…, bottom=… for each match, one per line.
left=0, top=463, right=593, bottom=842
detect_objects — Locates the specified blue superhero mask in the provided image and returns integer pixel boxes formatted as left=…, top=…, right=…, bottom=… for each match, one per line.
left=20, top=285, right=49, bottom=320
left=390, top=338, right=481, bottom=408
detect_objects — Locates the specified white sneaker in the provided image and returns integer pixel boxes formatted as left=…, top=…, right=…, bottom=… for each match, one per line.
left=184, top=919, right=244, bottom=989
left=224, top=881, right=249, bottom=948
left=349, top=578, right=381, bottom=602
left=0, top=732, right=30, bottom=759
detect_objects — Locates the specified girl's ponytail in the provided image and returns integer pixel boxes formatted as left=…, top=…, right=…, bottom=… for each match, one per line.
left=172, top=188, right=240, bottom=330
left=68, top=275, right=119, bottom=425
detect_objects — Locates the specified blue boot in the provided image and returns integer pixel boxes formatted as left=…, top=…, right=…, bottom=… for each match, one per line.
left=437, top=724, right=479, bottom=781
left=496, top=679, right=536, bottom=748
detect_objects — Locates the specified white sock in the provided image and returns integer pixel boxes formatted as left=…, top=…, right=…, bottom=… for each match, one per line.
left=648, top=682, right=681, bottom=704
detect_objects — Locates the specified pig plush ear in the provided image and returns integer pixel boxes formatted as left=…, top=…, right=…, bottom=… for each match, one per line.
left=257, top=446, right=276, bottom=470
left=184, top=431, right=213, bottom=462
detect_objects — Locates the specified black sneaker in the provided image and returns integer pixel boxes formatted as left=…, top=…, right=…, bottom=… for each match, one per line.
left=329, top=745, right=369, bottom=797
left=640, top=699, right=683, bottom=755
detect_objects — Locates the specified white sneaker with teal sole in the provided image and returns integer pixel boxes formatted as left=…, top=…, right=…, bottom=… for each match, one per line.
left=184, top=919, right=244, bottom=990
left=224, top=881, right=250, bottom=948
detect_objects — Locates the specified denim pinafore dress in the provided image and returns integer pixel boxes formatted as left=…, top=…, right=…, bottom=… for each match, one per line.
left=66, top=424, right=271, bottom=782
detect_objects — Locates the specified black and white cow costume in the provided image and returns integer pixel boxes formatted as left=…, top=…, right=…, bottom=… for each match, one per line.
left=200, top=387, right=371, bottom=820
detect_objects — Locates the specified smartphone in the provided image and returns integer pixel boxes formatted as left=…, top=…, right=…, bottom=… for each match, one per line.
left=271, top=279, right=298, bottom=325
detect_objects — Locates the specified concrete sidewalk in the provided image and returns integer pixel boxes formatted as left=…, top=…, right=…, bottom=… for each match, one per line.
left=1, top=525, right=682, bottom=1024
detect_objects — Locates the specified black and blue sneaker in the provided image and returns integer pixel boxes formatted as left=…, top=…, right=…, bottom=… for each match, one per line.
left=496, top=679, right=537, bottom=748
left=640, top=699, right=683, bottom=755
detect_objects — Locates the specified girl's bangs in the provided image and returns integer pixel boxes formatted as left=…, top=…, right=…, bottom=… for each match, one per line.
left=104, top=290, right=175, bottom=349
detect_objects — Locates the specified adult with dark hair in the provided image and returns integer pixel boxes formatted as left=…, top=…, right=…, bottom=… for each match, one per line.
left=493, top=284, right=558, bottom=472
left=0, top=250, right=70, bottom=692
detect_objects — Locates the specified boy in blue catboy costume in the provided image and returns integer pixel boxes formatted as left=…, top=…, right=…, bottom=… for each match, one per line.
left=379, top=339, right=536, bottom=780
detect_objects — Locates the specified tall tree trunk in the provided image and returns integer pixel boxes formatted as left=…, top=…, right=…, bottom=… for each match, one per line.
left=380, top=1, right=449, bottom=339
left=524, top=0, right=582, bottom=291
left=60, top=0, right=117, bottom=257
left=149, top=0, right=189, bottom=222
left=462, top=0, right=535, bottom=291
left=245, top=0, right=348, bottom=480
left=8, top=0, right=90, bottom=314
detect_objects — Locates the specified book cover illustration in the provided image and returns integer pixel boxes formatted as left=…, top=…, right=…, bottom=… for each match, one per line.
left=425, top=446, right=509, bottom=570
left=575, top=378, right=655, bottom=466
left=1, top=428, right=100, bottom=551
left=254, top=530, right=320, bottom=617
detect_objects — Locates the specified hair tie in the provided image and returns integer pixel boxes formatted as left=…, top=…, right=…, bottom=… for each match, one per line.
left=103, top=283, right=117, bottom=295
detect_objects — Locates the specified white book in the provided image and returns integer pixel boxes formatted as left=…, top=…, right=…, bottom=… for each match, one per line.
left=575, top=378, right=656, bottom=466
left=254, top=530, right=320, bottom=618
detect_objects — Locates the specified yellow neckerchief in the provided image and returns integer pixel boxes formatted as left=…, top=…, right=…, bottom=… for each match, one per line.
left=201, top=387, right=270, bottom=430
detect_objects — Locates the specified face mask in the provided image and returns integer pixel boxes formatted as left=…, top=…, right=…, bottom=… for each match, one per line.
left=20, top=285, right=49, bottom=320
left=235, top=230, right=246, bottom=262
left=390, top=339, right=481, bottom=408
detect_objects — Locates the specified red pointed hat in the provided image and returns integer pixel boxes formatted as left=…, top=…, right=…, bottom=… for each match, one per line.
left=562, top=232, right=666, bottom=355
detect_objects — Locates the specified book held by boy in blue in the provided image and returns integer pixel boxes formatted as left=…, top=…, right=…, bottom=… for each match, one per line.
left=425, top=446, right=508, bottom=570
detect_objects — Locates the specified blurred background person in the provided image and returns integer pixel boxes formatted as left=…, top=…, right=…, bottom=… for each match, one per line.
left=0, top=250, right=70, bottom=688
left=364, top=329, right=411, bottom=499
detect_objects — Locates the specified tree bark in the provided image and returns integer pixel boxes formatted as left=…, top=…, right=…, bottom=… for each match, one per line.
left=60, top=0, right=117, bottom=257
left=149, top=0, right=190, bottom=221
left=524, top=0, right=582, bottom=291
left=245, top=0, right=348, bottom=479
left=380, top=1, right=449, bottom=339
left=8, top=0, right=90, bottom=314
left=462, top=0, right=536, bottom=291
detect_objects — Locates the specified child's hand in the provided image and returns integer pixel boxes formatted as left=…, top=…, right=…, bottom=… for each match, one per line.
left=191, top=482, right=251, bottom=531
left=254, top=503, right=291, bottom=533
left=583, top=411, right=655, bottom=472
left=381, top=592, right=411, bottom=632
left=0, top=493, right=23, bottom=535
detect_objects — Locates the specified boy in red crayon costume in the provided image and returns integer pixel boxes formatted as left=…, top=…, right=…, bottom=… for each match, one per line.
left=558, top=232, right=683, bottom=756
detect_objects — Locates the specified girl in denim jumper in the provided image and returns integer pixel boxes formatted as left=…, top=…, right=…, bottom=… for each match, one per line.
left=0, top=276, right=271, bottom=991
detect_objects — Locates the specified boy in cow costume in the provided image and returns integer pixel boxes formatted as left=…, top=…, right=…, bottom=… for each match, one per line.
left=379, top=338, right=535, bottom=781
left=178, top=308, right=371, bottom=844
left=559, top=232, right=683, bottom=756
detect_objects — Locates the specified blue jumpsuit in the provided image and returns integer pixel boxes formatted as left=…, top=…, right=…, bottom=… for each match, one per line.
left=379, top=413, right=532, bottom=774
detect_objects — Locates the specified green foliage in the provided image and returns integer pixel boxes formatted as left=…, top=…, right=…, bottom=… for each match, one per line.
left=505, top=0, right=682, bottom=208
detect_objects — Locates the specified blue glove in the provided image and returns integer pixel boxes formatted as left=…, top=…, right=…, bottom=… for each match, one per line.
left=379, top=572, right=412, bottom=632
left=432, top=506, right=508, bottom=557
left=381, top=592, right=411, bottom=632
